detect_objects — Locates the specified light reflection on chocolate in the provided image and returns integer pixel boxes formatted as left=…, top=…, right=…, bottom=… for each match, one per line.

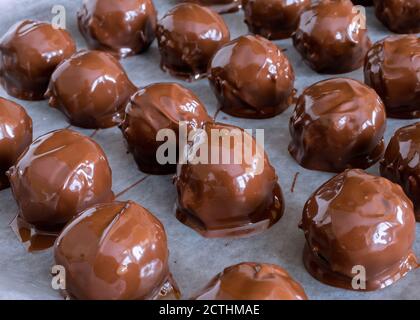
left=0, top=97, right=32, bottom=190
left=193, top=262, right=308, bottom=300
left=242, top=0, right=311, bottom=40
left=292, top=0, right=371, bottom=74
left=120, top=82, right=211, bottom=174
left=208, top=35, right=295, bottom=118
left=175, top=122, right=284, bottom=238
left=289, top=78, right=386, bottom=173
left=184, top=0, right=241, bottom=14
left=54, top=200, right=180, bottom=300
left=156, top=3, right=230, bottom=81
left=46, top=50, right=137, bottom=129
left=7, top=129, right=114, bottom=231
left=78, top=0, right=157, bottom=58
left=364, top=35, right=420, bottom=119
left=300, top=169, right=418, bottom=291
left=0, top=20, right=76, bottom=100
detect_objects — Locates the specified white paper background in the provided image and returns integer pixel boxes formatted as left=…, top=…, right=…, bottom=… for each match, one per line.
left=0, top=0, right=419, bottom=300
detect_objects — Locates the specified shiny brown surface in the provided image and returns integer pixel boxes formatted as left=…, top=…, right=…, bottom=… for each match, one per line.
left=54, top=200, right=179, bottom=300
left=156, top=3, right=230, bottom=81
left=46, top=50, right=137, bottom=129
left=373, top=0, right=420, bottom=33
left=242, top=0, right=311, bottom=40
left=0, top=20, right=76, bottom=100
left=184, top=0, right=241, bottom=13
left=380, top=122, right=420, bottom=221
left=78, top=0, right=157, bottom=58
left=293, top=0, right=371, bottom=74
left=289, top=78, right=386, bottom=173
left=120, top=82, right=211, bottom=174
left=0, top=97, right=32, bottom=190
left=300, top=169, right=418, bottom=291
left=208, top=35, right=295, bottom=118
left=193, top=262, right=308, bottom=300
left=364, top=35, right=420, bottom=119
left=175, top=122, right=284, bottom=238
left=7, top=129, right=114, bottom=230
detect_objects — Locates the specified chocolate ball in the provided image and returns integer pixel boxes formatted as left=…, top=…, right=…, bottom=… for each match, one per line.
left=0, top=20, right=76, bottom=100
left=175, top=122, right=284, bottom=238
left=55, top=200, right=179, bottom=300
left=46, top=50, right=136, bottom=129
left=242, top=0, right=311, bottom=40
left=184, top=0, right=241, bottom=13
left=380, top=122, right=420, bottom=221
left=208, top=35, right=295, bottom=118
left=289, top=78, right=386, bottom=173
left=364, top=35, right=420, bottom=119
left=373, top=0, right=420, bottom=33
left=77, top=0, right=157, bottom=58
left=120, top=82, right=211, bottom=175
left=0, top=97, right=32, bottom=190
left=300, top=169, right=417, bottom=291
left=193, top=262, right=308, bottom=300
left=156, top=3, right=230, bottom=81
left=8, top=129, right=114, bottom=230
left=293, top=0, right=371, bottom=74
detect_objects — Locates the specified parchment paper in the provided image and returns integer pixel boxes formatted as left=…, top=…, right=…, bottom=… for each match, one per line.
left=0, top=0, right=419, bottom=300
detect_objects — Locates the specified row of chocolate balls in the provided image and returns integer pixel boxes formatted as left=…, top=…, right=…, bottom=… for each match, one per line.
left=1, top=73, right=420, bottom=298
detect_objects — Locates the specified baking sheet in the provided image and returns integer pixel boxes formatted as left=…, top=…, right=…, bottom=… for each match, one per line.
left=0, top=0, right=419, bottom=300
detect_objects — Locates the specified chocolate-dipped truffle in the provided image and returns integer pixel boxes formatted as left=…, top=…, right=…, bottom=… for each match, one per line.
left=175, top=122, right=284, bottom=238
left=208, top=35, right=295, bottom=118
left=242, top=0, right=311, bottom=40
left=120, top=82, right=211, bottom=174
left=184, top=0, right=241, bottom=13
left=0, top=97, right=32, bottom=190
left=289, top=78, right=386, bottom=173
left=0, top=20, right=76, bottom=100
left=293, top=0, right=371, bottom=74
left=300, top=169, right=417, bottom=291
left=55, top=201, right=179, bottom=300
left=193, top=262, right=308, bottom=300
left=156, top=3, right=230, bottom=81
left=8, top=129, right=114, bottom=230
left=373, top=0, right=420, bottom=33
left=364, top=35, right=420, bottom=119
left=46, top=50, right=136, bottom=129
left=380, top=123, right=420, bottom=221
left=78, top=0, right=157, bottom=58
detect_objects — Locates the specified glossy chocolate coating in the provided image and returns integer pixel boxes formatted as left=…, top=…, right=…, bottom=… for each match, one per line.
left=0, top=97, right=32, bottom=190
left=364, top=35, right=420, bottom=119
left=208, top=35, right=295, bottom=118
left=156, top=3, right=230, bottom=81
left=120, top=82, right=211, bottom=174
left=380, top=123, right=420, bottom=221
left=0, top=20, right=76, bottom=100
left=55, top=200, right=178, bottom=300
left=293, top=0, right=371, bottom=74
left=193, top=262, right=308, bottom=300
left=78, top=0, right=157, bottom=58
left=175, top=122, right=284, bottom=238
left=300, top=169, right=417, bottom=291
left=184, top=0, right=241, bottom=13
left=46, top=50, right=136, bottom=129
left=289, top=78, right=386, bottom=173
left=242, top=0, right=311, bottom=40
left=8, top=129, right=114, bottom=230
left=373, top=0, right=420, bottom=33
